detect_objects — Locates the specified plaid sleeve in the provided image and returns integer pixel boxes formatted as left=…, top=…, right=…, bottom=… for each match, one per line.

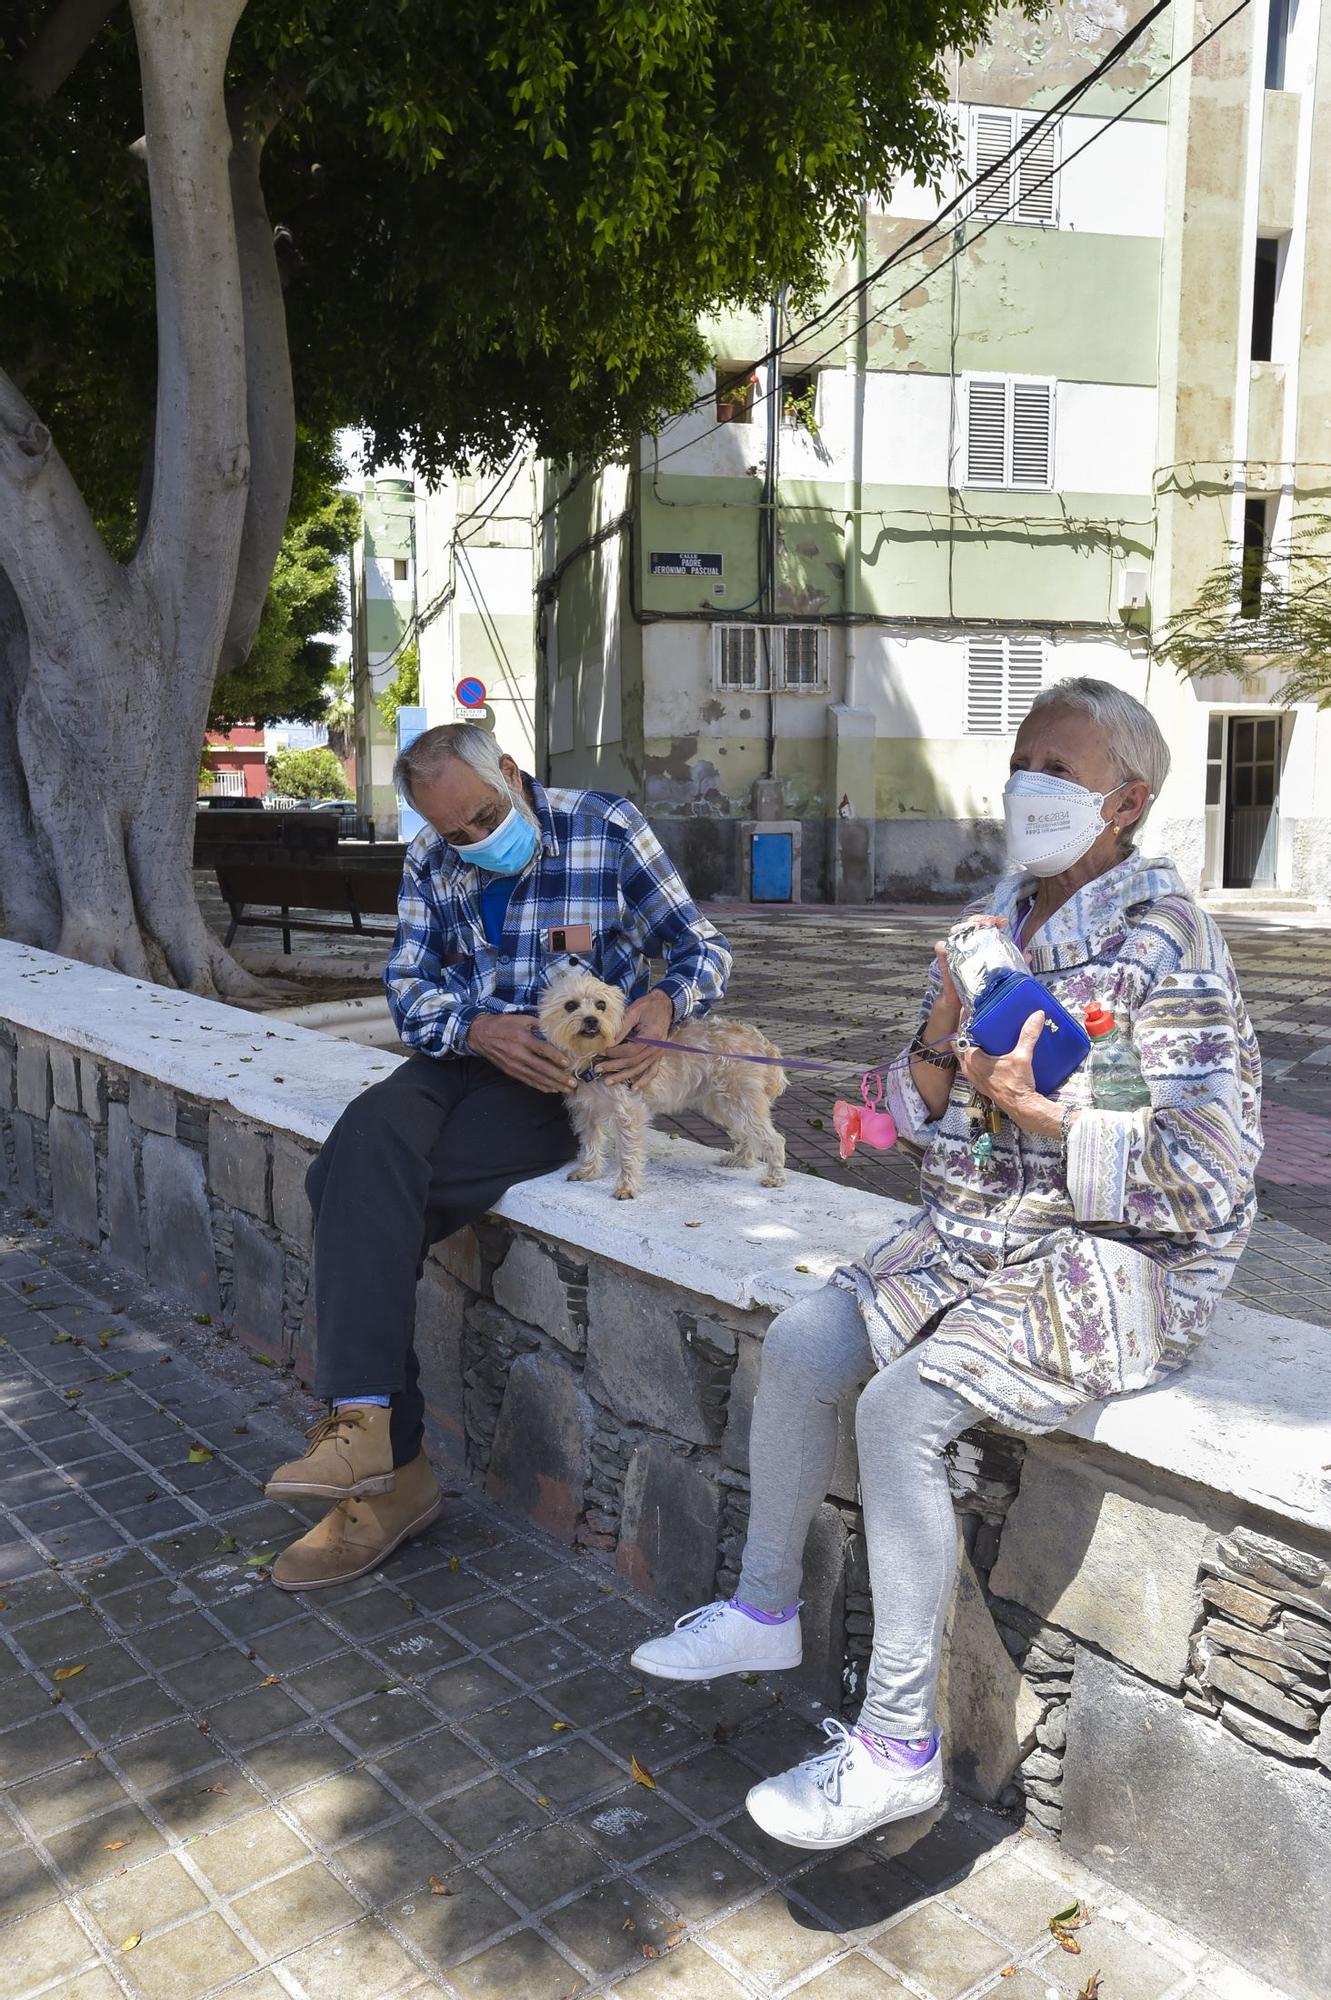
left=610, top=801, right=732, bottom=1022
left=383, top=853, right=479, bottom=1058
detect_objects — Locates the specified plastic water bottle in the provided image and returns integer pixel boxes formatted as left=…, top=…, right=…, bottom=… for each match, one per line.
left=1084, top=1005, right=1151, bottom=1110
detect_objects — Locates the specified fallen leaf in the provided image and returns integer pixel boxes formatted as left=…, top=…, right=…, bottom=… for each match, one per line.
left=630, top=1755, right=656, bottom=1790
left=626, top=1686, right=645, bottom=1697
left=98, top=1329, right=119, bottom=1346
left=259, top=1676, right=280, bottom=1688
left=684, top=1220, right=702, bottom=1228
left=158, top=1355, right=172, bottom=1364
left=536, top=1796, right=551, bottom=1806
left=200, top=1781, right=228, bottom=1795
left=187, top=1447, right=213, bottom=1465
left=253, top=1354, right=276, bottom=1368
left=53, top=1663, right=87, bottom=1681
left=121, top=1934, right=142, bottom=1952
left=51, top=1331, right=74, bottom=1345
left=428, top=1875, right=453, bottom=1896
left=622, top=1918, right=637, bottom=1933
left=233, top=1424, right=249, bottom=1436
left=1054, top=1935, right=1082, bottom=1955
left=447, top=1556, right=461, bottom=1572
left=794, top=1262, right=811, bottom=1273
left=191, top=1313, right=212, bottom=1326
left=64, top=1387, right=83, bottom=1401
left=216, top=1533, right=238, bottom=1555
left=639, top=1944, right=660, bottom=1960
left=104, top=1839, right=129, bottom=1852
left=1077, top=1976, right=1103, bottom=2000
left=19, top=1281, right=38, bottom=1294
left=245, top=1550, right=276, bottom=1568
left=105, top=1370, right=130, bottom=1383
left=551, top=1721, right=570, bottom=1732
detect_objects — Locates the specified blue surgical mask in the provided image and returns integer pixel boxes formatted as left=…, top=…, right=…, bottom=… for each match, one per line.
left=451, top=803, right=540, bottom=875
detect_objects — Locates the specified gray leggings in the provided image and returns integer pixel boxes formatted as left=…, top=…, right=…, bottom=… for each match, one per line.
left=737, top=1282, right=981, bottom=1739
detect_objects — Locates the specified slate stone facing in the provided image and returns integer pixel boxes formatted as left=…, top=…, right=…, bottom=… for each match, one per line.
left=485, top=1348, right=595, bottom=1543
left=1184, top=1527, right=1331, bottom=1754
left=207, top=1114, right=270, bottom=1222
left=270, top=1135, right=315, bottom=1250
left=617, top=1437, right=721, bottom=1610
left=141, top=1131, right=222, bottom=1318
left=492, top=1232, right=587, bottom=1352
left=988, top=1439, right=1214, bottom=1690
left=230, top=1213, right=287, bottom=1365
left=16, top=1034, right=51, bottom=1118
left=50, top=1045, right=80, bottom=1114
left=47, top=1106, right=99, bottom=1246
left=1062, top=1650, right=1331, bottom=2000
left=585, top=1262, right=729, bottom=1447
left=128, top=1072, right=178, bottom=1138
left=105, top=1100, right=145, bottom=1274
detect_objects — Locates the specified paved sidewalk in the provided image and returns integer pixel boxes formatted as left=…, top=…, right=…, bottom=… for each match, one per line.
left=0, top=1203, right=1294, bottom=2000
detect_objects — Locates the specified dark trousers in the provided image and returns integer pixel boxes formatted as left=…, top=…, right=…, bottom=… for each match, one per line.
left=305, top=1054, right=577, bottom=1466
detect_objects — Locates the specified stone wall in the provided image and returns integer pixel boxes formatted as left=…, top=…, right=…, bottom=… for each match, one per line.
left=3, top=959, right=1331, bottom=1998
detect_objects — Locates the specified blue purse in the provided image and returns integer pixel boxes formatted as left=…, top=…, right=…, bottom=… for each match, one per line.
left=965, top=971, right=1091, bottom=1095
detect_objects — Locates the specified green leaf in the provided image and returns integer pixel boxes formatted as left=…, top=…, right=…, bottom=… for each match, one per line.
left=186, top=1447, right=213, bottom=1465
left=216, top=1533, right=238, bottom=1554
left=191, top=1314, right=212, bottom=1326
left=246, top=1550, right=277, bottom=1567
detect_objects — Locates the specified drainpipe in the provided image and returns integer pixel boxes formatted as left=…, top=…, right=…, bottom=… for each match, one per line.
left=830, top=197, right=876, bottom=904
left=762, top=291, right=784, bottom=781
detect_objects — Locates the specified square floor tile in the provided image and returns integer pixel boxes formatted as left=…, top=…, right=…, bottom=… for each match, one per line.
left=208, top=1681, right=308, bottom=1746
left=8, top=1758, right=130, bottom=1837
left=1038, top=1920, right=1195, bottom=1998
left=0, top=1710, right=93, bottom=1783
left=403, top=1566, right=489, bottom=1614
left=3, top=1901, right=98, bottom=1993
left=162, top=1648, right=266, bottom=1708
left=0, top=1841, right=61, bottom=1921
left=485, top=1823, right=609, bottom=1909
left=377, top=1731, right=490, bottom=1808
left=565, top=1599, right=655, bottom=1658
left=594, top=1705, right=701, bottom=1771
left=393, top=1871, right=519, bottom=1968
left=287, top=1649, right=387, bottom=1714
left=372, top=1620, right=464, bottom=1676
left=795, top=1851, right=922, bottom=1940
left=547, top=1669, right=646, bottom=1731
left=545, top=1877, right=678, bottom=1978
left=283, top=1916, right=423, bottom=2000
left=575, top=1787, right=695, bottom=1865
left=892, top=1807, right=1004, bottom=1889
left=421, top=1658, right=521, bottom=1722
left=133, top=1613, right=217, bottom=1670
left=614, top=1940, right=750, bottom=1997
left=384, top=1782, right=509, bottom=1892
left=116, top=1719, right=224, bottom=1791
left=947, top=1851, right=1088, bottom=1947
left=797, top=1953, right=916, bottom=1995
left=337, top=1817, right=459, bottom=1904
left=21, top=1606, right=112, bottom=1666
left=655, top=1748, right=757, bottom=1823
left=192, top=1809, right=313, bottom=1894
left=326, top=1585, right=417, bottom=1642
left=109, top=1911, right=257, bottom=2000
left=45, top=1804, right=166, bottom=1887
left=334, top=1689, right=436, bottom=1756
left=464, top=1695, right=566, bottom=1763
left=522, top=1738, right=624, bottom=1808
left=85, top=1852, right=209, bottom=1943
left=242, top=1724, right=356, bottom=1797
left=77, top=1677, right=185, bottom=1747
left=875, top=1902, right=1014, bottom=1999
left=231, top=1858, right=364, bottom=1952
left=497, top=1629, right=591, bottom=1688
left=287, top=1768, right=403, bottom=1847
left=248, top=1616, right=344, bottom=1673
left=448, top=1926, right=582, bottom=2000
left=149, top=1767, right=266, bottom=1838
left=635, top=1834, right=763, bottom=1924
left=706, top=1890, right=839, bottom=1986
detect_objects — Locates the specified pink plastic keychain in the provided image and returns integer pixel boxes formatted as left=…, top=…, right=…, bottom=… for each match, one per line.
left=832, top=1071, right=898, bottom=1161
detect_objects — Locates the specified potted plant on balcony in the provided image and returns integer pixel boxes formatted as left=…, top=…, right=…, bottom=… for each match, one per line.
left=716, top=369, right=759, bottom=424
left=783, top=379, right=819, bottom=437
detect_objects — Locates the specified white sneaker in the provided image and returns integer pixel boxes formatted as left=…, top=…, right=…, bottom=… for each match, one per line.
left=745, top=1718, right=945, bottom=1849
left=630, top=1600, right=802, bottom=1683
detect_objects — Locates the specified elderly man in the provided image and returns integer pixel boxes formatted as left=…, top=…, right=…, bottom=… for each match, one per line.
left=266, top=725, right=732, bottom=1588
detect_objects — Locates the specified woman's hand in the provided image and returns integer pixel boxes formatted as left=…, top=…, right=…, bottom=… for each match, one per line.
left=932, top=912, right=1009, bottom=1016
left=957, top=1009, right=1062, bottom=1140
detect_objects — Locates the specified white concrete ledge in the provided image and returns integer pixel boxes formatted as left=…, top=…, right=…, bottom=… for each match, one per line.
left=3, top=941, right=1329, bottom=1538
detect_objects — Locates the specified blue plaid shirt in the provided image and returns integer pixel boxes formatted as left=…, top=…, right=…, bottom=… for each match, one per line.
left=385, top=779, right=733, bottom=1058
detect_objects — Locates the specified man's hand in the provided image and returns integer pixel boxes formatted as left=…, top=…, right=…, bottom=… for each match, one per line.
left=956, top=1009, right=1062, bottom=1139
left=595, top=988, right=676, bottom=1089
left=467, top=1013, right=574, bottom=1095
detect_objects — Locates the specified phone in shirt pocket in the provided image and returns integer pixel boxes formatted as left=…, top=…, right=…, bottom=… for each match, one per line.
left=544, top=923, right=594, bottom=958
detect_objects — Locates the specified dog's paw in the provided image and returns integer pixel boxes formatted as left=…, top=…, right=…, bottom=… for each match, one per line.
left=761, top=1168, right=787, bottom=1188
left=612, top=1182, right=640, bottom=1201
left=568, top=1163, right=603, bottom=1182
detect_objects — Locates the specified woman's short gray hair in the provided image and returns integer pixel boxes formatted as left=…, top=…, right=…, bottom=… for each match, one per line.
left=1028, top=676, right=1170, bottom=835
left=393, top=723, right=509, bottom=808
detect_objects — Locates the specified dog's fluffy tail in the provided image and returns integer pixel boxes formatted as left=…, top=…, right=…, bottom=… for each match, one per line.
left=754, top=1031, right=788, bottom=1102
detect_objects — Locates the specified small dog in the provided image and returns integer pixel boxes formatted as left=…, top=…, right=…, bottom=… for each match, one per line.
left=538, top=965, right=787, bottom=1200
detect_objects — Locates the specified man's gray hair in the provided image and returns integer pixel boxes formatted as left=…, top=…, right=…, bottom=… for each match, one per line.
left=1028, top=676, right=1170, bottom=835
left=393, top=723, right=510, bottom=808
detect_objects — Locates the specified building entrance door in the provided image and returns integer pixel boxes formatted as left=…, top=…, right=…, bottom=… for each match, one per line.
left=1223, top=714, right=1281, bottom=888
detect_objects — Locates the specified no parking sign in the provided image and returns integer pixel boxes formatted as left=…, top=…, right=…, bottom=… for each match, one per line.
left=455, top=677, right=487, bottom=709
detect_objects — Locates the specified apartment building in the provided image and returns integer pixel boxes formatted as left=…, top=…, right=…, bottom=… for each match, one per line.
left=538, top=0, right=1331, bottom=904
left=347, top=464, right=539, bottom=834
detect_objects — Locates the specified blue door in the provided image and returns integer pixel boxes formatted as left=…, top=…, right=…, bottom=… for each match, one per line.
left=751, top=831, right=794, bottom=902
left=396, top=705, right=429, bottom=841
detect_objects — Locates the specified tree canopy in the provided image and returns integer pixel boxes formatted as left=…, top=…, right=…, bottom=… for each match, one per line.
left=1157, top=514, right=1331, bottom=709
left=210, top=490, right=359, bottom=730
left=2, top=0, right=1011, bottom=505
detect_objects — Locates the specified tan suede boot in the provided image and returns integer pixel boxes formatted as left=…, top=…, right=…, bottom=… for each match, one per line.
left=271, top=1453, right=442, bottom=1591
left=264, top=1405, right=395, bottom=1502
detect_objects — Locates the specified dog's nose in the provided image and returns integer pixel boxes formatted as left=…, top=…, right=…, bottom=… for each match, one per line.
left=581, top=1016, right=600, bottom=1032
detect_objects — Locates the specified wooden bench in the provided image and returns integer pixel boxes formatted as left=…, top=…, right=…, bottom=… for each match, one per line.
left=215, top=861, right=401, bottom=954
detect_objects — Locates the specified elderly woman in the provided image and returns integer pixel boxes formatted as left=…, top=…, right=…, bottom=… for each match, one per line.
left=631, top=676, right=1262, bottom=1850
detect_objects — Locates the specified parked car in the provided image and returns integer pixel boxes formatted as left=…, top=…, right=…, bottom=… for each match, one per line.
left=307, top=798, right=360, bottom=835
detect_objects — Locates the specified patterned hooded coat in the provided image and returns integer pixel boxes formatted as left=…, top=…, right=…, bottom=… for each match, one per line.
left=832, top=853, right=1263, bottom=1434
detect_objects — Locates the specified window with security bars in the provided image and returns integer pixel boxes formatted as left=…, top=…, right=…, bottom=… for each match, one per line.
left=965, top=634, right=1045, bottom=734
left=969, top=107, right=1059, bottom=226
left=713, top=625, right=828, bottom=692
left=963, top=375, right=1054, bottom=490
left=209, top=768, right=246, bottom=796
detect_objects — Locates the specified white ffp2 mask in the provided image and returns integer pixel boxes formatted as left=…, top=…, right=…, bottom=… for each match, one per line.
left=1003, top=770, right=1135, bottom=877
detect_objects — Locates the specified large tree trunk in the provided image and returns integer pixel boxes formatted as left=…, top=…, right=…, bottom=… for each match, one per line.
left=0, top=0, right=295, bottom=997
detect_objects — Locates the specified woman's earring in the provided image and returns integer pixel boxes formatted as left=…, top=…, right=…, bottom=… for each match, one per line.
left=1109, top=822, right=1121, bottom=835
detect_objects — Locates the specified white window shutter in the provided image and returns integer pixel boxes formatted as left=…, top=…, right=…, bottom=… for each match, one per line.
left=1004, top=635, right=1045, bottom=728
left=1010, top=381, right=1053, bottom=487
left=966, top=378, right=1008, bottom=486
left=1015, top=113, right=1058, bottom=224
left=971, top=109, right=1014, bottom=219
left=966, top=636, right=1007, bottom=733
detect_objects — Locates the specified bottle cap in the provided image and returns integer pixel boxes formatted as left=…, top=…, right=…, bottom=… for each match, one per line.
left=1084, top=1004, right=1117, bottom=1039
